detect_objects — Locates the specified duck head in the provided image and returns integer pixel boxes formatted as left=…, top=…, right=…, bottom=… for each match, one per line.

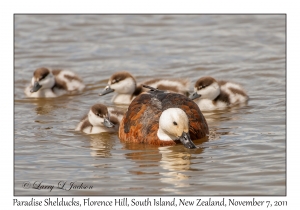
left=88, top=104, right=115, bottom=128
left=157, top=108, right=197, bottom=149
left=189, top=76, right=220, bottom=100
left=100, top=71, right=137, bottom=96
left=30, top=68, right=55, bottom=92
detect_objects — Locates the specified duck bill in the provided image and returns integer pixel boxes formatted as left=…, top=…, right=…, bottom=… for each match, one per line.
left=99, top=86, right=114, bottom=96
left=179, top=132, right=197, bottom=149
left=30, top=81, right=42, bottom=93
left=103, top=118, right=115, bottom=128
left=189, top=92, right=201, bottom=100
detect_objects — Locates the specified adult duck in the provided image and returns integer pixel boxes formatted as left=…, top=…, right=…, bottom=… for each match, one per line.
left=119, top=85, right=209, bottom=149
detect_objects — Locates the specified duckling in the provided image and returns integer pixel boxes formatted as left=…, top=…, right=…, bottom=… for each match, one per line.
left=24, top=67, right=85, bottom=98
left=99, top=71, right=190, bottom=105
left=189, top=76, right=249, bottom=111
left=119, top=85, right=209, bottom=149
left=75, top=104, right=124, bottom=134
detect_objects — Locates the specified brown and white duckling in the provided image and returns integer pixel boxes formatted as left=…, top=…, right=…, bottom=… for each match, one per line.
left=189, top=76, right=249, bottom=111
left=24, top=67, right=85, bottom=98
left=75, top=104, right=124, bottom=134
left=99, top=71, right=190, bottom=105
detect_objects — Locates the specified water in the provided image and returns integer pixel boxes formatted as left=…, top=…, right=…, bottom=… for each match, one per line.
left=14, top=15, right=285, bottom=195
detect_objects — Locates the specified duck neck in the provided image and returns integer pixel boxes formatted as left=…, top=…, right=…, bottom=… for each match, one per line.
left=157, top=128, right=175, bottom=141
left=112, top=93, right=134, bottom=104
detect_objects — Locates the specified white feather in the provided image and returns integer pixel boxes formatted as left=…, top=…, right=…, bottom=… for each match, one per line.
left=157, top=108, right=189, bottom=141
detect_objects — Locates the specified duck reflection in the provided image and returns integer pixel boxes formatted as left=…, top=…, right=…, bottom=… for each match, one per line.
left=121, top=138, right=208, bottom=163
left=157, top=138, right=207, bottom=191
left=159, top=139, right=206, bottom=170
left=121, top=143, right=162, bottom=176
left=120, top=137, right=208, bottom=191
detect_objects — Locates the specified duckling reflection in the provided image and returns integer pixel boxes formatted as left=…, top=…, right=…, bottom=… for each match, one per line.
left=21, top=96, right=72, bottom=116
left=200, top=105, right=250, bottom=129
left=201, top=109, right=231, bottom=127
left=88, top=133, right=117, bottom=158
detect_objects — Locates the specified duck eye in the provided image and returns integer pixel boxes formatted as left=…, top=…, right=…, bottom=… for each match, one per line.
left=112, top=79, right=120, bottom=84
left=173, top=121, right=177, bottom=126
left=198, top=85, right=206, bottom=90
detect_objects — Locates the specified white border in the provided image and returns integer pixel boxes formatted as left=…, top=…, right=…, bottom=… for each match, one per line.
left=4, top=0, right=295, bottom=208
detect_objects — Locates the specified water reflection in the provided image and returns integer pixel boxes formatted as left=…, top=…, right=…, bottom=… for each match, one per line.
left=35, top=100, right=62, bottom=115
left=118, top=138, right=208, bottom=193
left=159, top=145, right=205, bottom=171
left=16, top=97, right=71, bottom=116
left=87, top=133, right=118, bottom=158
left=202, top=106, right=251, bottom=140
left=122, top=143, right=162, bottom=168
left=202, top=105, right=251, bottom=124
left=157, top=145, right=204, bottom=193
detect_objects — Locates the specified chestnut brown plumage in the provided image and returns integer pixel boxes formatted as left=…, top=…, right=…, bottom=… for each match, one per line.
left=119, top=86, right=209, bottom=148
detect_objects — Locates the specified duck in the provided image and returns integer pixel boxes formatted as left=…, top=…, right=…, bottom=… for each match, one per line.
left=24, top=67, right=85, bottom=98
left=75, top=104, right=124, bottom=134
left=99, top=71, right=190, bottom=105
left=119, top=85, right=209, bottom=149
left=189, top=76, right=249, bottom=111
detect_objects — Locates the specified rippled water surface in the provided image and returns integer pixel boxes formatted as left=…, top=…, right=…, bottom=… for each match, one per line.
left=14, top=15, right=286, bottom=195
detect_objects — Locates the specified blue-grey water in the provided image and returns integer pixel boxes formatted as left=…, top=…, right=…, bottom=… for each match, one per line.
left=14, top=15, right=285, bottom=195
